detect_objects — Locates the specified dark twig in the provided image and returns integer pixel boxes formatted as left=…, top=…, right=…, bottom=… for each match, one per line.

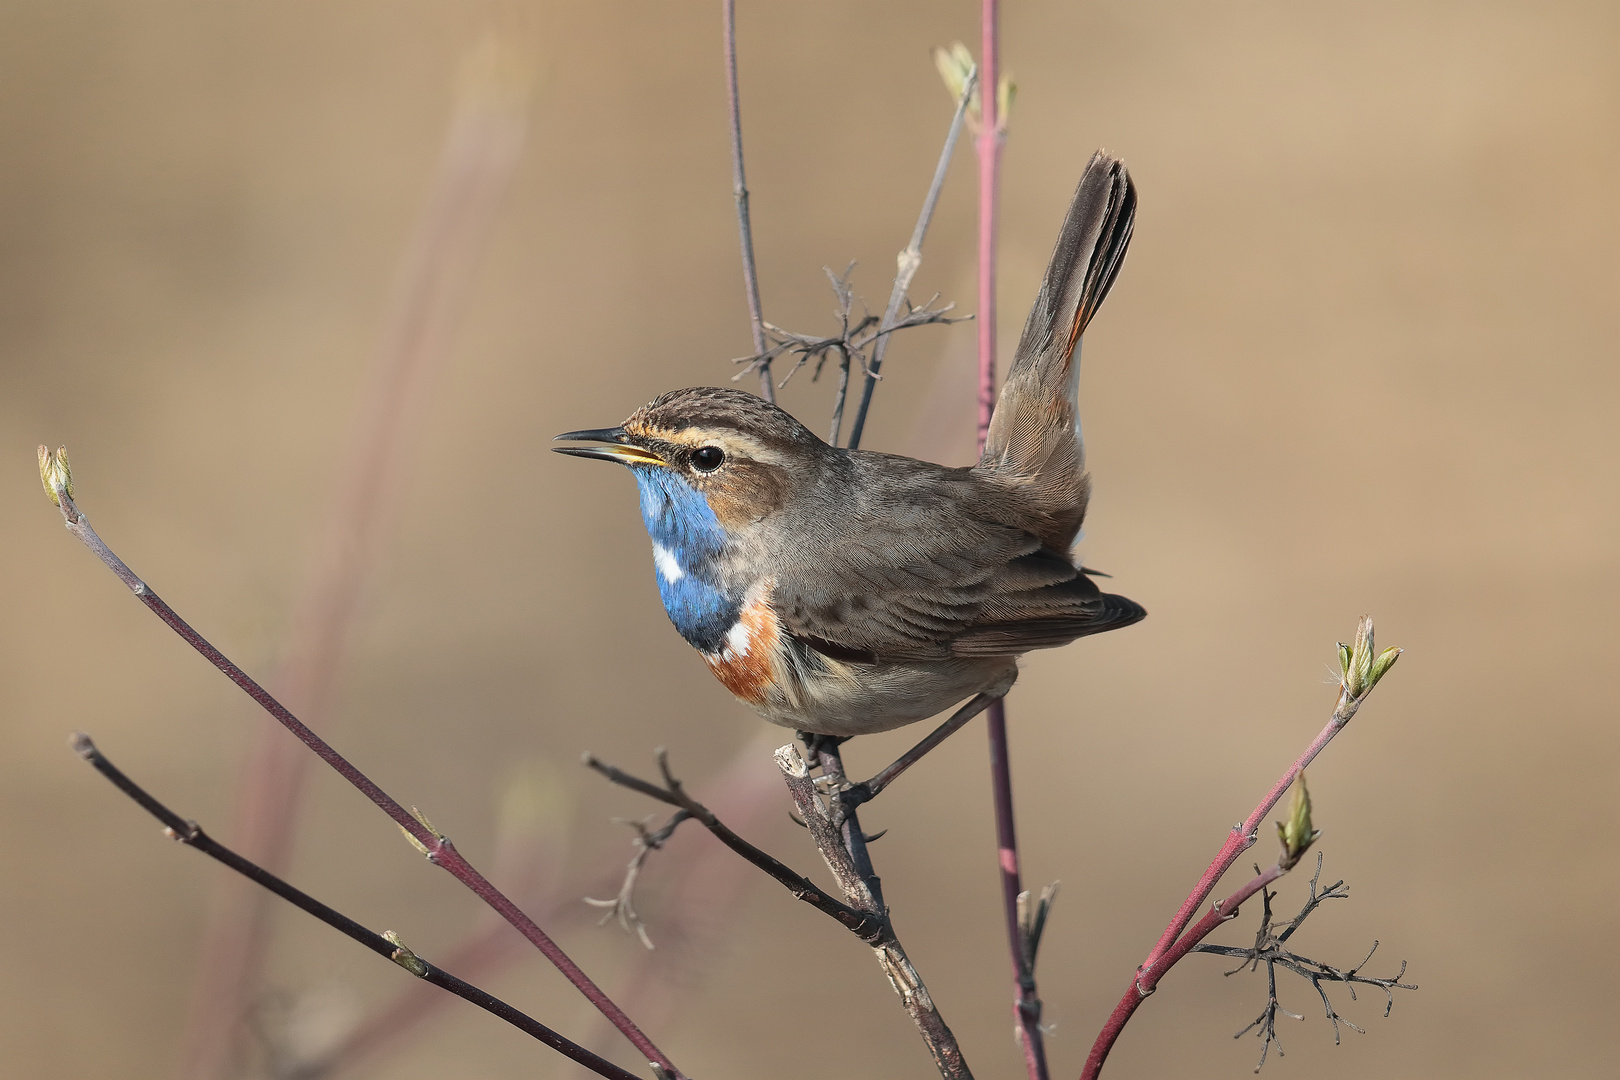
left=313, top=733, right=785, bottom=1080
left=722, top=0, right=770, bottom=402
left=40, top=474, right=685, bottom=1080
left=845, top=61, right=977, bottom=450
left=584, top=751, right=883, bottom=940
left=1192, top=854, right=1417, bottom=1072
left=777, top=743, right=974, bottom=1080
left=68, top=734, right=640, bottom=1080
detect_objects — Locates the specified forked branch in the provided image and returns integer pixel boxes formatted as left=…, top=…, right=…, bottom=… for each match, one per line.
left=584, top=810, right=693, bottom=949
left=585, top=750, right=883, bottom=940
left=1082, top=617, right=1403, bottom=1079
left=733, top=58, right=977, bottom=450
left=1193, top=854, right=1418, bottom=1072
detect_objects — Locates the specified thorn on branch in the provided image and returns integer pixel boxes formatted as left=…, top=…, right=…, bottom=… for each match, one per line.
left=1191, top=854, right=1417, bottom=1072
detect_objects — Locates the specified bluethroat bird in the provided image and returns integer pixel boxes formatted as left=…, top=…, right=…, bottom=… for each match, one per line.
left=556, top=152, right=1143, bottom=740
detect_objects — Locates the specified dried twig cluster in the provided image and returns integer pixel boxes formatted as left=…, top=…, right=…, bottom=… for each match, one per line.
left=733, top=263, right=964, bottom=445
left=1194, top=854, right=1418, bottom=1072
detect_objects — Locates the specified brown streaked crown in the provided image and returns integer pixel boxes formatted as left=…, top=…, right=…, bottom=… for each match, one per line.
left=624, top=386, right=825, bottom=456
left=619, top=386, right=834, bottom=527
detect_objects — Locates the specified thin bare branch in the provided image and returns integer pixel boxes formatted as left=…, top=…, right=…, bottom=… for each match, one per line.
left=733, top=273, right=962, bottom=446
left=1192, top=854, right=1417, bottom=1072
left=583, top=751, right=882, bottom=939
left=1083, top=617, right=1402, bottom=1080
left=776, top=743, right=974, bottom=1080
left=42, top=482, right=685, bottom=1080
left=844, top=61, right=978, bottom=451
left=313, top=734, right=786, bottom=1080
left=69, top=734, right=640, bottom=1080
left=722, top=0, right=771, bottom=401
left=180, top=39, right=534, bottom=1079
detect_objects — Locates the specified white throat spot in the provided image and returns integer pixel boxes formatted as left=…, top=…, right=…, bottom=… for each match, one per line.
left=725, top=619, right=752, bottom=659
left=652, top=543, right=685, bottom=583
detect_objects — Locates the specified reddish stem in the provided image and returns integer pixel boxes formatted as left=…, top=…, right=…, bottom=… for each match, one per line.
left=976, top=3, right=1002, bottom=444
left=1080, top=690, right=1358, bottom=1079
left=975, top=5, right=1046, bottom=1078
left=181, top=69, right=528, bottom=1080
left=50, top=494, right=686, bottom=1080
left=1082, top=863, right=1287, bottom=1080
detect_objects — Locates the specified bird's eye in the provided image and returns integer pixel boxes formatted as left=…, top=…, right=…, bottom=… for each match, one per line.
left=690, top=445, right=725, bottom=472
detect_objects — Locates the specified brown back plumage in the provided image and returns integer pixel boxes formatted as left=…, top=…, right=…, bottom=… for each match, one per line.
left=976, top=151, right=1136, bottom=552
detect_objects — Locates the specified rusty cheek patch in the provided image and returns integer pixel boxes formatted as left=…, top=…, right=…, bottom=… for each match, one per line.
left=700, top=461, right=789, bottom=531
left=703, top=596, right=780, bottom=705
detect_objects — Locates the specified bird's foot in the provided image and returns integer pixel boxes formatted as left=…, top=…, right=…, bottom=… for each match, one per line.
left=796, top=731, right=856, bottom=795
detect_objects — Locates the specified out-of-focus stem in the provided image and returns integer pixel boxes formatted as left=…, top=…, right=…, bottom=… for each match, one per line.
left=179, top=38, right=532, bottom=1080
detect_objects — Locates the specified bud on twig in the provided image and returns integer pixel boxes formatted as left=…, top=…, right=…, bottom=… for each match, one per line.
left=1275, top=772, right=1321, bottom=871
left=1017, top=882, right=1060, bottom=973
left=931, top=42, right=1011, bottom=133
left=1337, top=615, right=1402, bottom=704
left=382, top=930, right=429, bottom=977
left=38, top=445, right=73, bottom=505
left=932, top=42, right=977, bottom=115
left=399, top=805, right=445, bottom=857
left=997, top=75, right=1017, bottom=130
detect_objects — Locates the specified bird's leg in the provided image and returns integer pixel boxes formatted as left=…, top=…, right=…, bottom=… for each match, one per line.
left=845, top=690, right=1004, bottom=807
left=796, top=736, right=887, bottom=911
left=796, top=732, right=852, bottom=792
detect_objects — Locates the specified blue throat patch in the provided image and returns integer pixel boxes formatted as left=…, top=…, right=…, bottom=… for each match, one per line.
left=629, top=465, right=740, bottom=653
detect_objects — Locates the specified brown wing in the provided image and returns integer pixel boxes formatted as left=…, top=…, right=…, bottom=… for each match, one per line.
left=949, top=577, right=1146, bottom=657
left=770, top=455, right=1142, bottom=663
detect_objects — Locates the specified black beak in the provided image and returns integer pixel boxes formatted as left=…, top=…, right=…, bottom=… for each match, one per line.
left=552, top=427, right=667, bottom=466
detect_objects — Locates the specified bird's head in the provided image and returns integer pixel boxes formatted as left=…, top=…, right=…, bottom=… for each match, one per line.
left=553, top=386, right=829, bottom=533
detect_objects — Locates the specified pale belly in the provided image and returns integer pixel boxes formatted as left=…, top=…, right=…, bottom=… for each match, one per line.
left=694, top=581, right=1017, bottom=736
left=707, top=626, right=1017, bottom=736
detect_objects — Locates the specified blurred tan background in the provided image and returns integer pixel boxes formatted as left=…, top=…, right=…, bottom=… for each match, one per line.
left=3, top=2, right=1615, bottom=1078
